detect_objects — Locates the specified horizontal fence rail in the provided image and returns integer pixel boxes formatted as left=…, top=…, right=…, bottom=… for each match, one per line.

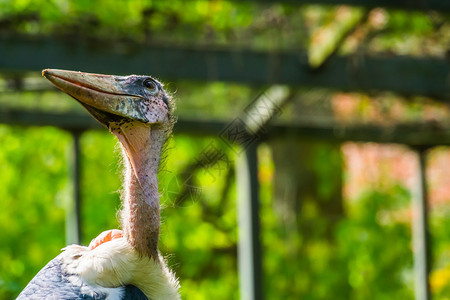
left=1, top=107, right=449, bottom=146
left=0, top=37, right=448, bottom=101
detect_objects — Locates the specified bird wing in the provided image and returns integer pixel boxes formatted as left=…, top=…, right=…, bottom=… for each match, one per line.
left=17, top=251, right=148, bottom=300
left=17, top=253, right=112, bottom=299
left=123, top=285, right=150, bottom=300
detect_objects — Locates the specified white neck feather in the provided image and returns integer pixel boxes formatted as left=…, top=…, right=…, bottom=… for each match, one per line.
left=63, top=239, right=180, bottom=300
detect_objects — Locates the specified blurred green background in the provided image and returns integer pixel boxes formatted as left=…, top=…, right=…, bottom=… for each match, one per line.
left=0, top=1, right=449, bottom=299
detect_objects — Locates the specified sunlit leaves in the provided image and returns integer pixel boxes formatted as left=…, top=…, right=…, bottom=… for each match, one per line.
left=0, top=125, right=70, bottom=298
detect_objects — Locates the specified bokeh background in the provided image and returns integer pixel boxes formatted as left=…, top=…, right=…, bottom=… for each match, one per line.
left=0, top=1, right=449, bottom=299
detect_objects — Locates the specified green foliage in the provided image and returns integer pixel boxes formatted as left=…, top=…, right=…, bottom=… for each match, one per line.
left=0, top=125, right=70, bottom=299
left=159, top=136, right=239, bottom=299
left=337, top=187, right=414, bottom=300
left=0, top=125, right=449, bottom=299
left=2, top=0, right=446, bottom=57
left=430, top=204, right=450, bottom=299
left=79, top=131, right=122, bottom=244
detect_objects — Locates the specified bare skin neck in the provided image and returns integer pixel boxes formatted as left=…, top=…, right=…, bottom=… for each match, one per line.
left=113, top=122, right=167, bottom=260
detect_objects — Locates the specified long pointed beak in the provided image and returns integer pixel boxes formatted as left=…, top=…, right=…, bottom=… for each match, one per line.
left=42, top=69, right=149, bottom=124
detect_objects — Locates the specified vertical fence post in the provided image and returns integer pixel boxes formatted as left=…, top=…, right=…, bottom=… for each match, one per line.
left=413, top=147, right=431, bottom=300
left=236, top=143, right=263, bottom=300
left=66, top=130, right=82, bottom=245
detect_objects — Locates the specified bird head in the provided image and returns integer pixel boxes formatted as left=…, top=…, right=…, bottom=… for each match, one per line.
left=42, top=69, right=171, bottom=127
left=43, top=69, right=173, bottom=179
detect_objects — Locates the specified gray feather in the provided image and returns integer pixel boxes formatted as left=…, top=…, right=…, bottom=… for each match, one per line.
left=18, top=254, right=148, bottom=300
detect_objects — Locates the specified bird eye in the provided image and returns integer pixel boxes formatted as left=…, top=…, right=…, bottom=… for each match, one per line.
left=143, top=78, right=158, bottom=94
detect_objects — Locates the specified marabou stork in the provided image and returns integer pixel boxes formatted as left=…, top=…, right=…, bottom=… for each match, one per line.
left=18, top=69, right=180, bottom=299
